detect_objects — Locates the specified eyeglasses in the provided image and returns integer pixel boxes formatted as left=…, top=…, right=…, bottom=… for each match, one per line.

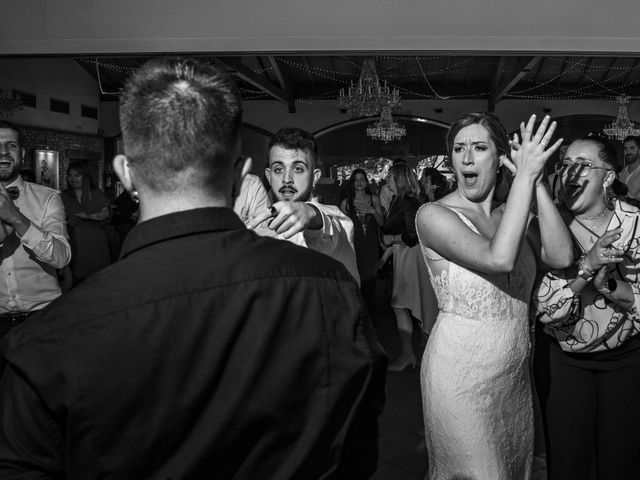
left=557, top=160, right=613, bottom=177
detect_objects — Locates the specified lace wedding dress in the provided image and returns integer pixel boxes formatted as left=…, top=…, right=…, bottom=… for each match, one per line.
left=418, top=204, right=535, bottom=480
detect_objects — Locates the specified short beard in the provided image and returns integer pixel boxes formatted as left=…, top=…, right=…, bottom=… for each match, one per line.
left=274, top=185, right=313, bottom=203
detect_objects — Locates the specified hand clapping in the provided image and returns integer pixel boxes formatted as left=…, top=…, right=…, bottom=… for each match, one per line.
left=585, top=228, right=625, bottom=273
left=503, top=114, right=563, bottom=180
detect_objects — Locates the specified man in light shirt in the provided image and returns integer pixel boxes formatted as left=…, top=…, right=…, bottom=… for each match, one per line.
left=619, top=135, right=640, bottom=201
left=233, top=171, right=270, bottom=226
left=249, top=127, right=359, bottom=284
left=0, top=121, right=71, bottom=340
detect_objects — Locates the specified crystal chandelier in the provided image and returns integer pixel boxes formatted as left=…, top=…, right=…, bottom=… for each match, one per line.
left=337, top=58, right=401, bottom=117
left=367, top=105, right=406, bottom=142
left=603, top=94, right=640, bottom=141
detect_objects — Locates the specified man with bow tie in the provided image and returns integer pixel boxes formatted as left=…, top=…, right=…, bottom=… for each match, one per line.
left=0, top=121, right=71, bottom=341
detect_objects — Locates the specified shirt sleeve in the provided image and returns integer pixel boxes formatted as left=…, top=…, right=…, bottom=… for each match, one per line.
left=19, top=191, right=71, bottom=269
left=303, top=202, right=354, bottom=256
left=246, top=177, right=271, bottom=221
left=0, top=366, right=64, bottom=478
left=324, top=283, right=387, bottom=479
left=532, top=269, right=581, bottom=326
left=401, top=198, right=419, bottom=247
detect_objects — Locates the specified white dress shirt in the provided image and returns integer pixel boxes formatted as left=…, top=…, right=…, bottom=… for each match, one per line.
left=282, top=201, right=360, bottom=285
left=0, top=176, right=71, bottom=313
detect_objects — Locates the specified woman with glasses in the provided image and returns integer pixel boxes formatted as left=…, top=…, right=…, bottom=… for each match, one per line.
left=533, top=135, right=640, bottom=479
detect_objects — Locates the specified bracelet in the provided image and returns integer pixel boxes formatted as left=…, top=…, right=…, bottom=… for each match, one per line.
left=577, top=255, right=595, bottom=282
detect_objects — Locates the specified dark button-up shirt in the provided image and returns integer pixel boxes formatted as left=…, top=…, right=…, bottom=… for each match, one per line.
left=0, top=207, right=386, bottom=479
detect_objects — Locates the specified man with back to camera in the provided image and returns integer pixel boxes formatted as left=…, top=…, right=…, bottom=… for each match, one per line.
left=619, top=135, right=640, bottom=201
left=0, top=121, right=71, bottom=341
left=0, top=58, right=386, bottom=479
left=249, top=127, right=360, bottom=284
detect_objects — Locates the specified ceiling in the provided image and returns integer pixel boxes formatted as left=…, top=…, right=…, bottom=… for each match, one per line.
left=78, top=54, right=640, bottom=112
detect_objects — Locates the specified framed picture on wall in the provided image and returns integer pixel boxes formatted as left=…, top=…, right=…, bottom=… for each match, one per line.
left=34, top=150, right=60, bottom=190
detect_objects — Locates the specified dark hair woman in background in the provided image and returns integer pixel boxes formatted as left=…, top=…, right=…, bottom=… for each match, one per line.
left=419, top=167, right=449, bottom=203
left=61, top=161, right=111, bottom=285
left=339, top=168, right=383, bottom=317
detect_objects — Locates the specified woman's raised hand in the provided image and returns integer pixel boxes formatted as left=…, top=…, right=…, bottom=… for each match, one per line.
left=584, top=228, right=625, bottom=273
left=509, top=114, right=563, bottom=180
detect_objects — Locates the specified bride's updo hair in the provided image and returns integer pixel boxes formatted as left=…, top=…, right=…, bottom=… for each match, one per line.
left=446, top=112, right=510, bottom=162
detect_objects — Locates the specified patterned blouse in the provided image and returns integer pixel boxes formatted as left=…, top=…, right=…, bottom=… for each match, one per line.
left=533, top=200, right=640, bottom=353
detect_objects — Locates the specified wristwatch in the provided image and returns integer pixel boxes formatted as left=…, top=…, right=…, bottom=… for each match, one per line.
left=577, top=255, right=595, bottom=282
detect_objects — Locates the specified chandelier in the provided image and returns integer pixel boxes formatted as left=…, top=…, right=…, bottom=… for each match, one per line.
left=367, top=105, right=406, bottom=142
left=337, top=58, right=401, bottom=117
left=603, top=94, right=640, bottom=141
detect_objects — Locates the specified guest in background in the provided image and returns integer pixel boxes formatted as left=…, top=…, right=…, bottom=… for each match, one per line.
left=533, top=134, right=640, bottom=479
left=619, top=135, right=640, bottom=202
left=419, top=167, right=449, bottom=203
left=379, top=158, right=406, bottom=213
left=340, top=168, right=383, bottom=317
left=0, top=121, right=71, bottom=341
left=61, top=161, right=111, bottom=284
left=250, top=127, right=360, bottom=284
left=380, top=162, right=424, bottom=371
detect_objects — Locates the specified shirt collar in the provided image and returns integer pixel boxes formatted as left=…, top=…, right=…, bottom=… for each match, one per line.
left=5, top=175, right=24, bottom=191
left=120, top=207, right=245, bottom=260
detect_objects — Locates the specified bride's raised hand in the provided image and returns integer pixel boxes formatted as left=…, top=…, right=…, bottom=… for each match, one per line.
left=511, top=114, right=562, bottom=180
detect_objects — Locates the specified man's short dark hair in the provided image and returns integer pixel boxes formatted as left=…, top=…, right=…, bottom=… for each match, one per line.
left=623, top=135, right=640, bottom=148
left=0, top=121, right=21, bottom=145
left=119, top=57, right=242, bottom=193
left=268, top=127, right=318, bottom=167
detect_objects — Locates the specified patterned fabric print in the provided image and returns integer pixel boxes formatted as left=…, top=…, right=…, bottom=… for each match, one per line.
left=533, top=200, right=640, bottom=353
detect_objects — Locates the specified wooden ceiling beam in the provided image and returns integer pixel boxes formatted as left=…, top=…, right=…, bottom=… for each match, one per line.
left=301, top=56, right=317, bottom=89
left=215, top=57, right=295, bottom=110
left=267, top=56, right=296, bottom=113
left=489, top=56, right=541, bottom=109
left=488, top=56, right=506, bottom=112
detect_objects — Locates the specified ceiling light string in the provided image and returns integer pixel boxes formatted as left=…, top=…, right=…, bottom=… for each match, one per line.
left=94, top=58, right=120, bottom=96
left=417, top=59, right=450, bottom=100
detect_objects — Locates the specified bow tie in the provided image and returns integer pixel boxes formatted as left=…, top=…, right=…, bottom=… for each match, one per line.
left=6, top=187, right=19, bottom=200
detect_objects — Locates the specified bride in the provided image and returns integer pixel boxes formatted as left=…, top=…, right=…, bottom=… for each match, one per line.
left=416, top=112, right=572, bottom=479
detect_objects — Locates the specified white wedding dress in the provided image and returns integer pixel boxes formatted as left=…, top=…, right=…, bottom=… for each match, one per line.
left=418, top=204, right=534, bottom=480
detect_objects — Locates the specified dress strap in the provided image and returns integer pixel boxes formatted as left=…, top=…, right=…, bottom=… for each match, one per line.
left=431, top=202, right=481, bottom=235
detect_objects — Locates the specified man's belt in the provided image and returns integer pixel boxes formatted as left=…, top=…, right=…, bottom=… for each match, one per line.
left=0, top=312, right=33, bottom=324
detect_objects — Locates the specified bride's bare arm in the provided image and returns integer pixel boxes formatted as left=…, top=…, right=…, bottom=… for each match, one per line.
left=417, top=115, right=562, bottom=274
left=529, top=182, right=573, bottom=269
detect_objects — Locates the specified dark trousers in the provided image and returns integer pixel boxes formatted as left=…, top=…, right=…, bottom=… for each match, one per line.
left=360, top=276, right=377, bottom=324
left=534, top=330, right=640, bottom=480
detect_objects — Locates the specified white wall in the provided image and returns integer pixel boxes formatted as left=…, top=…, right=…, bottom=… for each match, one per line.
left=0, top=58, right=102, bottom=134
left=1, top=0, right=639, bottom=55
